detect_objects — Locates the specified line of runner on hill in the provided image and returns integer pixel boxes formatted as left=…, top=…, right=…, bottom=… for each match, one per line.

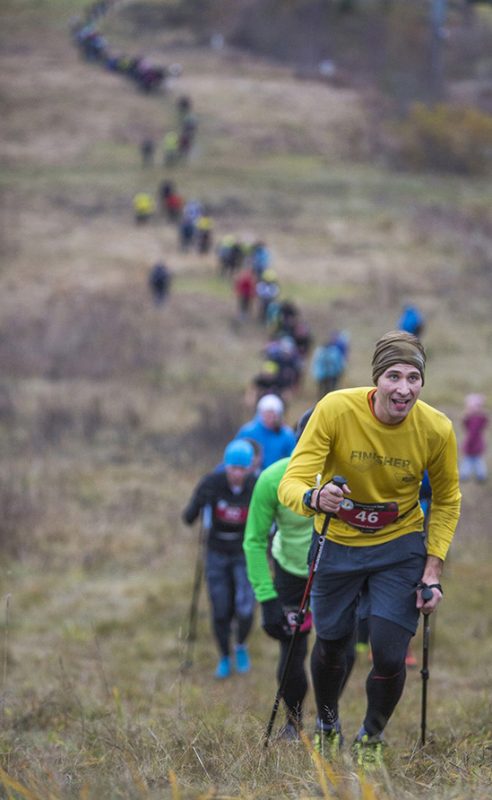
left=70, top=0, right=201, bottom=167
left=71, top=0, right=346, bottom=410
left=139, top=180, right=215, bottom=257
left=141, top=170, right=353, bottom=409
left=71, top=0, right=201, bottom=173
left=140, top=170, right=346, bottom=408
left=217, top=236, right=351, bottom=411
left=69, top=0, right=181, bottom=94
left=138, top=96, right=199, bottom=169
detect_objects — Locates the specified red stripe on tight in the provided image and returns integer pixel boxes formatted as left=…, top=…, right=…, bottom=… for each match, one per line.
left=370, top=670, right=403, bottom=680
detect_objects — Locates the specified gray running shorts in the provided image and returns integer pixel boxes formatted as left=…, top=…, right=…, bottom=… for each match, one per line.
left=310, top=531, right=427, bottom=639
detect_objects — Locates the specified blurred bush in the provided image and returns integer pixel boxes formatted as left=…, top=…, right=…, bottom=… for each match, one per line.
left=394, top=103, right=492, bottom=174
left=143, top=395, right=242, bottom=469
left=0, top=468, right=39, bottom=559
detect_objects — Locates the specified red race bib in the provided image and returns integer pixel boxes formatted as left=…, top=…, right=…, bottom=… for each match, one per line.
left=337, top=499, right=399, bottom=533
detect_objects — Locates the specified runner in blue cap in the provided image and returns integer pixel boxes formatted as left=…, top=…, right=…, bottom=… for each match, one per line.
left=182, top=439, right=258, bottom=678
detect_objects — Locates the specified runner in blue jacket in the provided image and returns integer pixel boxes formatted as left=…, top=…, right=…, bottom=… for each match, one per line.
left=234, top=394, right=296, bottom=470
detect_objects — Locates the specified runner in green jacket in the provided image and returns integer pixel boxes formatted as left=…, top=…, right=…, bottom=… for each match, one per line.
left=244, top=456, right=312, bottom=740
left=244, top=410, right=355, bottom=740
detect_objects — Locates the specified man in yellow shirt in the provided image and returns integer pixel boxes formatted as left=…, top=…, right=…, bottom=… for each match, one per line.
left=278, top=330, right=461, bottom=767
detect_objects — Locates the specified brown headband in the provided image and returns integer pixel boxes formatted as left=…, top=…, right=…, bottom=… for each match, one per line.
left=372, top=331, right=426, bottom=385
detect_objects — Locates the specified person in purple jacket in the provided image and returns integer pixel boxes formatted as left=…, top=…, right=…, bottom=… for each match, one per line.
left=459, top=393, right=489, bottom=482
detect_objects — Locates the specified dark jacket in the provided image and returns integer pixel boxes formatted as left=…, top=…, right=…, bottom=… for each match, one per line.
left=182, top=471, right=257, bottom=555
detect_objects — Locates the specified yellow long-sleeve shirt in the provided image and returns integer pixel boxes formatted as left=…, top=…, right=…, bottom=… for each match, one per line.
left=278, top=387, right=461, bottom=560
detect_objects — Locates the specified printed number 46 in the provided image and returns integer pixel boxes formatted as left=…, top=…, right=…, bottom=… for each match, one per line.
left=355, top=510, right=379, bottom=524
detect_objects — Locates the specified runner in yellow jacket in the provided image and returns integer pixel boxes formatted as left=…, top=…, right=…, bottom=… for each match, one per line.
left=133, top=192, right=155, bottom=224
left=278, top=330, right=461, bottom=766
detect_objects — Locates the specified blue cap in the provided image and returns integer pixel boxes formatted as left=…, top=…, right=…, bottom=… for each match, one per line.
left=223, top=439, right=255, bottom=468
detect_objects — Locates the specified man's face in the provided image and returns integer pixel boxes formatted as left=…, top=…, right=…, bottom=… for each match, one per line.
left=373, top=363, right=422, bottom=425
left=225, top=465, right=250, bottom=488
left=261, top=409, right=282, bottom=430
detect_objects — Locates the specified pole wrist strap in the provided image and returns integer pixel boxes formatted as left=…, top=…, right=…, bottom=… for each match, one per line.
left=419, top=581, right=443, bottom=595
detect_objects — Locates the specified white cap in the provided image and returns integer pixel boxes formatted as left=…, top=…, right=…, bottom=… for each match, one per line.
left=257, top=394, right=284, bottom=415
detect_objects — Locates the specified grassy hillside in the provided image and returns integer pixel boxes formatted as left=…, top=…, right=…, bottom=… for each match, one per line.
left=1, top=1, right=492, bottom=798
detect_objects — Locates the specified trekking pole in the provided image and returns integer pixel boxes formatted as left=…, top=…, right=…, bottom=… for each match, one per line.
left=419, top=585, right=434, bottom=745
left=183, top=509, right=209, bottom=670
left=263, top=475, right=347, bottom=748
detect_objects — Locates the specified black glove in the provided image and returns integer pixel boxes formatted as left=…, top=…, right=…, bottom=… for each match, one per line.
left=261, top=598, right=292, bottom=641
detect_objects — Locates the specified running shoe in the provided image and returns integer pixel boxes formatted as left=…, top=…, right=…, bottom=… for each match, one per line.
left=214, top=655, right=231, bottom=679
left=234, top=644, right=251, bottom=674
left=276, top=721, right=301, bottom=742
left=352, top=733, right=386, bottom=770
left=313, top=727, right=343, bottom=759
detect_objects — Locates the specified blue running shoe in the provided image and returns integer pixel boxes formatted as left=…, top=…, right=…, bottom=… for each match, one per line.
left=235, top=644, right=251, bottom=674
left=277, top=721, right=301, bottom=742
left=214, top=656, right=231, bottom=679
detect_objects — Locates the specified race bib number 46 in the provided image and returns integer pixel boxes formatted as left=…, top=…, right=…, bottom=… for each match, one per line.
left=337, top=499, right=399, bottom=533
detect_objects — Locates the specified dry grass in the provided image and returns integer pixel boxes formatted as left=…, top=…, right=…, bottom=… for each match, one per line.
left=1, top=0, right=492, bottom=798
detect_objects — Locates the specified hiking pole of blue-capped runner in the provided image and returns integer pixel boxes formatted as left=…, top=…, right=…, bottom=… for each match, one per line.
left=420, top=585, right=434, bottom=745
left=183, top=507, right=210, bottom=669
left=263, top=476, right=347, bottom=748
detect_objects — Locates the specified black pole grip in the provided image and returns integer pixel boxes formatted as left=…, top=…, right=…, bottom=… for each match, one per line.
left=319, top=475, right=346, bottom=524
left=331, top=475, right=347, bottom=490
left=317, top=475, right=348, bottom=558
left=420, top=586, right=434, bottom=603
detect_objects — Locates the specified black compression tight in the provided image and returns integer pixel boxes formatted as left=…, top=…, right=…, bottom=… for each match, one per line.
left=213, top=615, right=232, bottom=656
left=363, top=616, right=412, bottom=736
left=310, top=630, right=356, bottom=729
left=213, top=613, right=254, bottom=656
left=311, top=617, right=410, bottom=734
left=237, top=613, right=254, bottom=646
left=278, top=633, right=309, bottom=724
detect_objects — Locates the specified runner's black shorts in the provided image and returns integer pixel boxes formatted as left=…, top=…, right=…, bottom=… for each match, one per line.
left=311, top=530, right=427, bottom=639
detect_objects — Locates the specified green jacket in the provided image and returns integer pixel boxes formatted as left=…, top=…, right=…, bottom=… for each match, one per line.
left=243, top=457, right=313, bottom=603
